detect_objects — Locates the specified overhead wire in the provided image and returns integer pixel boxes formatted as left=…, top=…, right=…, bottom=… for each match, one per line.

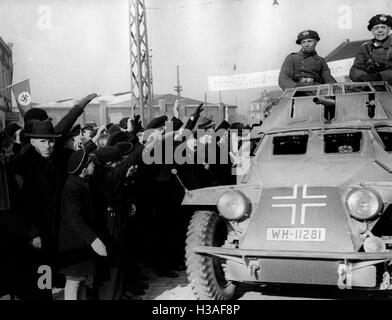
left=146, top=0, right=243, bottom=10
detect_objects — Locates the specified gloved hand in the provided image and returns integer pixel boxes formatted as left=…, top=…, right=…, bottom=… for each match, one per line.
left=76, top=93, right=98, bottom=109
left=193, top=103, right=204, bottom=117
left=91, top=238, right=107, bottom=256
left=358, top=73, right=382, bottom=82
left=130, top=114, right=142, bottom=134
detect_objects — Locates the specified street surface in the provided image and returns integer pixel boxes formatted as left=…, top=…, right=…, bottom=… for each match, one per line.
left=140, top=266, right=390, bottom=300
left=1, top=266, right=390, bottom=300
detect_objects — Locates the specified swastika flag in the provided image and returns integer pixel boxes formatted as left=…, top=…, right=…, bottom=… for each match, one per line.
left=10, top=79, right=31, bottom=116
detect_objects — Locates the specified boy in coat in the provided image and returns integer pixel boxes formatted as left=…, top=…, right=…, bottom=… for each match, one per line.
left=59, top=149, right=107, bottom=300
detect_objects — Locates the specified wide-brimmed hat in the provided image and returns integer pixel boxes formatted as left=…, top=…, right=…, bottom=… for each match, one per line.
left=25, top=119, right=61, bottom=139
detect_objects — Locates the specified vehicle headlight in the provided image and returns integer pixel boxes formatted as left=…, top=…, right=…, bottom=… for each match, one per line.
left=363, top=236, right=386, bottom=253
left=217, top=190, right=251, bottom=220
left=345, top=188, right=383, bottom=221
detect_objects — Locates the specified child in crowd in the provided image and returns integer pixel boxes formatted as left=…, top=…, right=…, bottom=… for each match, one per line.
left=59, top=149, right=107, bottom=300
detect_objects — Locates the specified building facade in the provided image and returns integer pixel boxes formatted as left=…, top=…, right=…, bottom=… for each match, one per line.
left=0, top=38, right=13, bottom=130
left=38, top=93, right=238, bottom=127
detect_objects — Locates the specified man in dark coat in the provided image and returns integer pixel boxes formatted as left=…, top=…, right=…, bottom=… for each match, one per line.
left=279, top=30, right=336, bottom=90
left=9, top=93, right=97, bottom=299
left=8, top=120, right=63, bottom=299
left=349, top=14, right=392, bottom=84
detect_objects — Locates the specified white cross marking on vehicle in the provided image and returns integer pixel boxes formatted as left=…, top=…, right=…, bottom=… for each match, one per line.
left=302, top=184, right=327, bottom=199
left=272, top=184, right=298, bottom=200
left=271, top=204, right=297, bottom=224
left=271, top=184, right=327, bottom=225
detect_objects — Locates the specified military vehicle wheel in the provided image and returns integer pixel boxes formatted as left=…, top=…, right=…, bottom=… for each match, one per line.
left=186, top=210, right=237, bottom=300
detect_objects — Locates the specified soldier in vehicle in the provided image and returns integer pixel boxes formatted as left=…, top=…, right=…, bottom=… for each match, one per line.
left=349, top=14, right=392, bottom=84
left=279, top=30, right=337, bottom=90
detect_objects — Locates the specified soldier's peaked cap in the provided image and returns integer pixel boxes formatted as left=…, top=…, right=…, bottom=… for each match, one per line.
left=367, top=14, right=392, bottom=31
left=68, top=149, right=96, bottom=175
left=296, top=30, right=320, bottom=45
left=146, top=115, right=167, bottom=130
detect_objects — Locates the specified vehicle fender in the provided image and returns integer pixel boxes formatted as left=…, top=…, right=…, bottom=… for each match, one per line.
left=182, top=184, right=262, bottom=206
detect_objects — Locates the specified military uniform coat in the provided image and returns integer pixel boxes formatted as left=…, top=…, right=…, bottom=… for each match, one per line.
left=278, top=50, right=336, bottom=90
left=349, top=35, right=392, bottom=83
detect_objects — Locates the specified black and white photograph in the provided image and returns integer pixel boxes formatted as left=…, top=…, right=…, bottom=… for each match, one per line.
left=1, top=0, right=392, bottom=306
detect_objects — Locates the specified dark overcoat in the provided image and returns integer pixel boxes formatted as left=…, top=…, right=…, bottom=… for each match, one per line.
left=59, top=175, right=98, bottom=276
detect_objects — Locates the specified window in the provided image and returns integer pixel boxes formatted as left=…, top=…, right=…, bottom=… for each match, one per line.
left=375, top=127, right=392, bottom=151
left=293, top=87, right=318, bottom=97
left=324, top=132, right=362, bottom=153
left=344, top=84, right=372, bottom=93
left=273, top=135, right=308, bottom=155
left=318, top=87, right=329, bottom=96
left=250, top=138, right=262, bottom=156
left=372, top=83, right=389, bottom=92
left=332, top=84, right=343, bottom=95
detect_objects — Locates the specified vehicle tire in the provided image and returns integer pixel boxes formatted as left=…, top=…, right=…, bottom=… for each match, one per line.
left=186, top=210, right=237, bottom=300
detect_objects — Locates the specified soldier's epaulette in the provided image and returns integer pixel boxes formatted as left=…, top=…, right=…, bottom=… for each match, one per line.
left=289, top=52, right=296, bottom=55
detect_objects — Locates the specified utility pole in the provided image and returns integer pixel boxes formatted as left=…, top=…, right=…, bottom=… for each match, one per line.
left=174, top=65, right=183, bottom=117
left=174, top=65, right=182, bottom=100
left=129, top=0, right=153, bottom=127
left=149, top=49, right=154, bottom=107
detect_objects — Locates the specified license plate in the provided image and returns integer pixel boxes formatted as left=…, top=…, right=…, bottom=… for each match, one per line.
left=266, top=227, right=326, bottom=241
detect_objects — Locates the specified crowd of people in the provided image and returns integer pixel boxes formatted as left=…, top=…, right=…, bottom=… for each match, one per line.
left=0, top=94, right=254, bottom=300
left=1, top=12, right=392, bottom=301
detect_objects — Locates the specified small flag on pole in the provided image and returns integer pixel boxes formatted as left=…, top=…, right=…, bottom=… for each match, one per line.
left=10, top=79, right=31, bottom=117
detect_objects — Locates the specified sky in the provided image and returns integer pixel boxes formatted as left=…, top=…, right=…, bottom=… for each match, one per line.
left=0, top=0, right=391, bottom=113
